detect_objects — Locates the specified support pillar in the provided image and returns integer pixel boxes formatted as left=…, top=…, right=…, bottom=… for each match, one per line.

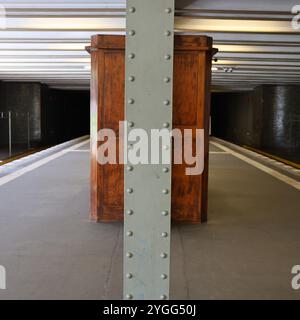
left=124, top=0, right=175, bottom=300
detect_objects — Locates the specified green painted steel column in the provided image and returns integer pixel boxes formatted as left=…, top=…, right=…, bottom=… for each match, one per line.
left=124, top=0, right=175, bottom=300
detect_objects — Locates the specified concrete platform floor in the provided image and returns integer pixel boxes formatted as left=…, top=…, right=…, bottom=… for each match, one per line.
left=0, top=138, right=299, bottom=300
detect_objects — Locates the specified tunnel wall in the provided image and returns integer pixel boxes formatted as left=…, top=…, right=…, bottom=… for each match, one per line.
left=0, top=82, right=42, bottom=147
left=0, top=82, right=89, bottom=155
left=211, top=85, right=300, bottom=163
left=261, top=86, right=300, bottom=163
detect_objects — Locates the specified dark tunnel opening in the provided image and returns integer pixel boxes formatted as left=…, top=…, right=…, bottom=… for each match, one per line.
left=0, top=82, right=90, bottom=160
left=211, top=85, right=300, bottom=164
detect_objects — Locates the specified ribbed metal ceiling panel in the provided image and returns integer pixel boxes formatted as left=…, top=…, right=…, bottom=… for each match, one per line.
left=0, top=0, right=299, bottom=91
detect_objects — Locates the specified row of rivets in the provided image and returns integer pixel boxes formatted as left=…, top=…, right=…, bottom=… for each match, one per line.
left=126, top=273, right=168, bottom=280
left=126, top=274, right=167, bottom=281
left=126, top=186, right=178, bottom=195
left=127, top=122, right=170, bottom=128
left=127, top=165, right=169, bottom=175
left=126, top=252, right=168, bottom=259
left=127, top=0, right=135, bottom=158
left=126, top=167, right=169, bottom=175
left=127, top=0, right=136, bottom=156
left=127, top=32, right=171, bottom=40
left=128, top=100, right=170, bottom=106
left=161, top=91, right=170, bottom=300
left=126, top=231, right=168, bottom=239
left=128, top=6, right=173, bottom=14
left=126, top=208, right=169, bottom=217
left=126, top=294, right=168, bottom=300
left=129, top=30, right=172, bottom=37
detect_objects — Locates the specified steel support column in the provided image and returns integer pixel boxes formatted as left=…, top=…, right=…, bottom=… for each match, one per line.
left=124, top=0, right=175, bottom=300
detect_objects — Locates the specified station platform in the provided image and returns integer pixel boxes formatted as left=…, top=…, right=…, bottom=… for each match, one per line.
left=0, top=136, right=299, bottom=300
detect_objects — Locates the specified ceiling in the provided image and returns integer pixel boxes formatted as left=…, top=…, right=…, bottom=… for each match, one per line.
left=0, top=0, right=299, bottom=91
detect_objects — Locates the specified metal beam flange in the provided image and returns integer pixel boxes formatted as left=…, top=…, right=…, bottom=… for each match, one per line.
left=124, top=0, right=175, bottom=300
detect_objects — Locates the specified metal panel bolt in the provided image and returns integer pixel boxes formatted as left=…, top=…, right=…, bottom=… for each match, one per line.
left=126, top=273, right=133, bottom=279
left=129, top=7, right=136, bottom=13
left=126, top=294, right=133, bottom=300
left=161, top=210, right=169, bottom=216
left=163, top=145, right=169, bottom=151
left=128, top=76, right=135, bottom=82
left=161, top=232, right=168, bottom=238
left=128, top=121, right=134, bottom=127
left=162, top=189, right=169, bottom=195
left=164, top=77, right=171, bottom=83
left=128, top=30, right=136, bottom=36
left=164, top=100, right=170, bottom=106
left=126, top=252, right=133, bottom=258
left=127, top=166, right=134, bottom=172
left=160, top=295, right=167, bottom=300
left=160, top=253, right=168, bottom=259
left=165, top=31, right=172, bottom=36
left=128, top=53, right=135, bottom=59
left=128, top=98, right=135, bottom=104
left=126, top=188, right=133, bottom=194
left=162, top=167, right=169, bottom=173
left=163, top=122, right=169, bottom=128
left=165, top=54, right=171, bottom=60
left=126, top=231, right=133, bottom=237
left=165, top=8, right=172, bottom=14
left=161, top=274, right=168, bottom=280
left=126, top=209, right=134, bottom=215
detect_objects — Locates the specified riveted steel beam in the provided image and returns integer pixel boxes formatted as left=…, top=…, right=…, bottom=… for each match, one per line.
left=124, top=0, right=175, bottom=300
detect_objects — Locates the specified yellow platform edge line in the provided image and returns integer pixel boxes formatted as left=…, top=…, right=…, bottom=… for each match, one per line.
left=243, top=146, right=300, bottom=170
